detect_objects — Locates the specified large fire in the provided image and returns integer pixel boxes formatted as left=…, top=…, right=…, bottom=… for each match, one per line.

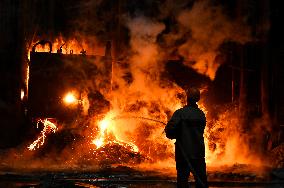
left=24, top=35, right=263, bottom=171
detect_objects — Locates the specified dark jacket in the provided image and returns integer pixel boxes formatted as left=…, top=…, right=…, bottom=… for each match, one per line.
left=165, top=103, right=206, bottom=160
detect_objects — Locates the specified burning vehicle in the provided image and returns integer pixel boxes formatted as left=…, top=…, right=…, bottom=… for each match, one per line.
left=26, top=40, right=112, bottom=123
left=24, top=40, right=114, bottom=152
left=24, top=38, right=146, bottom=164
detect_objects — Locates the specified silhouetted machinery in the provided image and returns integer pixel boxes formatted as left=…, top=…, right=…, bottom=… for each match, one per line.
left=27, top=40, right=112, bottom=123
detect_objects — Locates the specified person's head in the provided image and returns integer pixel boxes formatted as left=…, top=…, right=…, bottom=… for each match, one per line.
left=186, top=87, right=200, bottom=104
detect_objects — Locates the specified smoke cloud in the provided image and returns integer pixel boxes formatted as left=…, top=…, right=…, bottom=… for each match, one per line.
left=161, top=0, right=251, bottom=79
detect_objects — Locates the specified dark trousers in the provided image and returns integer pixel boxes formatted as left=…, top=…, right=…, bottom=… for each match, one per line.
left=176, top=158, right=208, bottom=188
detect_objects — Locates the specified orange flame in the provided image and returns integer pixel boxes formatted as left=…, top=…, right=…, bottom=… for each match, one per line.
left=92, top=111, right=139, bottom=153
left=23, top=34, right=262, bottom=168
left=28, top=36, right=105, bottom=60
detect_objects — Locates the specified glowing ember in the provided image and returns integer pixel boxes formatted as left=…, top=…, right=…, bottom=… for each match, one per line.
left=25, top=65, right=29, bottom=96
left=113, top=140, right=139, bottom=153
left=63, top=92, right=77, bottom=105
left=27, top=119, right=58, bottom=151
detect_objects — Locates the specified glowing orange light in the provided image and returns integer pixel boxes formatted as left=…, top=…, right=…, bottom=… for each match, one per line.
left=93, top=138, right=104, bottom=148
left=63, top=92, right=77, bottom=105
left=21, top=89, right=25, bottom=100
left=98, top=119, right=109, bottom=131
left=92, top=118, right=110, bottom=149
left=92, top=111, right=139, bottom=153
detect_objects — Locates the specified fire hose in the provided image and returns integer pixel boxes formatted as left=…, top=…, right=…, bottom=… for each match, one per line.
left=112, top=116, right=207, bottom=188
left=112, top=116, right=166, bottom=125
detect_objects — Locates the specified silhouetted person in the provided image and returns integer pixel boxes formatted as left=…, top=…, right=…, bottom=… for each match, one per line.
left=165, top=88, right=208, bottom=188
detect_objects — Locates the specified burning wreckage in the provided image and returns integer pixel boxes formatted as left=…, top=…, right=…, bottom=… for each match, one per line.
left=27, top=40, right=112, bottom=122
left=24, top=40, right=144, bottom=164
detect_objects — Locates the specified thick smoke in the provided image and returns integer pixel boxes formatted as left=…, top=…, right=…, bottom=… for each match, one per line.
left=0, top=0, right=270, bottom=173
left=108, top=16, right=182, bottom=163
left=101, top=0, right=259, bottom=167
left=160, top=0, right=251, bottom=79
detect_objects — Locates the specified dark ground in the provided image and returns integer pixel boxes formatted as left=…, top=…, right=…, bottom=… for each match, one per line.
left=0, top=174, right=283, bottom=188
left=0, top=165, right=283, bottom=188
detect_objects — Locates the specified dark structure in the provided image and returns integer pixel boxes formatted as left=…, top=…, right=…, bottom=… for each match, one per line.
left=27, top=41, right=112, bottom=122
left=0, top=0, right=26, bottom=147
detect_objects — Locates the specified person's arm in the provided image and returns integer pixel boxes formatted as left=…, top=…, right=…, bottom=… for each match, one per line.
left=165, top=110, right=181, bottom=139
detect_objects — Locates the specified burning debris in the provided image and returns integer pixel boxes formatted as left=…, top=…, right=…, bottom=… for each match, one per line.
left=92, top=113, right=139, bottom=153
left=28, top=119, right=58, bottom=151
